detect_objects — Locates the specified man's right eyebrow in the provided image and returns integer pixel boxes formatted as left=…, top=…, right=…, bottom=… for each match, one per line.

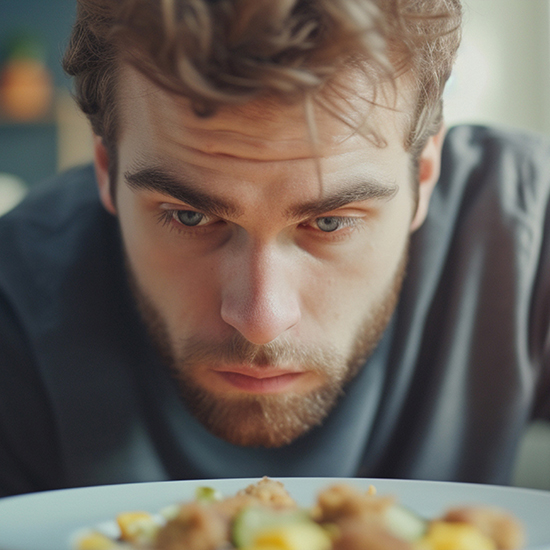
left=287, top=177, right=399, bottom=220
left=124, top=168, right=241, bottom=218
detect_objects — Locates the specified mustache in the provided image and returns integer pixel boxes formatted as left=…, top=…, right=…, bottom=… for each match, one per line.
left=175, top=332, right=343, bottom=374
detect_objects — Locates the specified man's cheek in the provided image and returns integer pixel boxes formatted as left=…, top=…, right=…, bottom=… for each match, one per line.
left=154, top=262, right=223, bottom=330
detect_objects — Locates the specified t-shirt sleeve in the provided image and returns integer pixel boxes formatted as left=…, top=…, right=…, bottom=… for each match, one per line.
left=0, top=292, right=62, bottom=497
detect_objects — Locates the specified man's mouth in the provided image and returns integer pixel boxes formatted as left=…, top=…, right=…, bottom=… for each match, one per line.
left=212, top=368, right=307, bottom=394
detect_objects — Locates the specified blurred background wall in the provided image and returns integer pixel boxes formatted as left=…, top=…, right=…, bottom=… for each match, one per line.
left=0, top=0, right=549, bottom=488
left=0, top=0, right=91, bottom=212
left=444, top=0, right=550, bottom=134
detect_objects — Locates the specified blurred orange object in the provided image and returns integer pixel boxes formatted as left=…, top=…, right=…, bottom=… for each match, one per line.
left=0, top=33, right=53, bottom=121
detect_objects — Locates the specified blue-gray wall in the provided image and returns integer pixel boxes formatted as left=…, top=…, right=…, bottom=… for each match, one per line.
left=0, top=0, right=77, bottom=185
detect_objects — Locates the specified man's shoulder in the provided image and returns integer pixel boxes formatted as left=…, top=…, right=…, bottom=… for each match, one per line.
left=445, top=123, right=550, bottom=150
left=0, top=164, right=119, bottom=311
left=0, top=163, right=112, bottom=262
left=439, top=124, right=550, bottom=215
left=0, top=164, right=100, bottom=232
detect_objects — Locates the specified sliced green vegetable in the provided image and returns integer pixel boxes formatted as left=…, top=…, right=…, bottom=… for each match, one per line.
left=384, top=503, right=428, bottom=542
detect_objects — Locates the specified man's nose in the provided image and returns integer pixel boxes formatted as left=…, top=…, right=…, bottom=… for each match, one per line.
left=220, top=241, right=301, bottom=345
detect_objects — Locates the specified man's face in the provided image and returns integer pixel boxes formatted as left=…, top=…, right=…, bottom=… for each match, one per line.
left=96, top=66, right=440, bottom=448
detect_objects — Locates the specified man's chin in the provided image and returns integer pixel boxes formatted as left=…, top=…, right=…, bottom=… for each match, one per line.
left=177, top=382, right=344, bottom=448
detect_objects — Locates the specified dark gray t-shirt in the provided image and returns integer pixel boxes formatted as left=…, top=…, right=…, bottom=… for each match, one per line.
left=1, top=125, right=549, bottom=497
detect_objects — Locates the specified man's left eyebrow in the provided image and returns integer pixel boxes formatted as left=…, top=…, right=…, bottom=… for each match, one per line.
left=287, top=179, right=399, bottom=219
left=124, top=167, right=241, bottom=218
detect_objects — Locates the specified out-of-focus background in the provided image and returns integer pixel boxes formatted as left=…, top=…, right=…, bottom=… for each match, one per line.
left=0, top=0, right=549, bottom=489
left=444, top=0, right=550, bottom=135
left=0, top=0, right=90, bottom=213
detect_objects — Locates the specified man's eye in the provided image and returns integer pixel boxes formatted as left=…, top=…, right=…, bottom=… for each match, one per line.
left=174, top=210, right=208, bottom=227
left=315, top=217, right=343, bottom=232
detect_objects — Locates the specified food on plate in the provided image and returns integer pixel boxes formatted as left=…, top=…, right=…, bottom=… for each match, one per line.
left=73, top=477, right=525, bottom=550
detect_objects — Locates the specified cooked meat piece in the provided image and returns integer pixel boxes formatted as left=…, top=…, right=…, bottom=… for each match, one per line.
left=237, top=477, right=298, bottom=509
left=214, top=479, right=297, bottom=519
left=315, top=484, right=395, bottom=524
left=213, top=493, right=276, bottom=519
left=313, top=484, right=412, bottom=549
left=443, top=506, right=525, bottom=550
left=332, top=517, right=413, bottom=550
left=154, top=502, right=229, bottom=550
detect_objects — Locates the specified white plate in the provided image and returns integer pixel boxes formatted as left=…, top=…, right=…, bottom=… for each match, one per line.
left=0, top=477, right=550, bottom=550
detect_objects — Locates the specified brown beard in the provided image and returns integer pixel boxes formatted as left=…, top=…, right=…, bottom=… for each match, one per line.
left=126, top=245, right=408, bottom=448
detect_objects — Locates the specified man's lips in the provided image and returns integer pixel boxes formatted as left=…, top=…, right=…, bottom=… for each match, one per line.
left=212, top=368, right=306, bottom=394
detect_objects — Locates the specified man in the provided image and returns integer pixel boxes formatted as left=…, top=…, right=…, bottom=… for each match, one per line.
left=0, top=0, right=548, bottom=497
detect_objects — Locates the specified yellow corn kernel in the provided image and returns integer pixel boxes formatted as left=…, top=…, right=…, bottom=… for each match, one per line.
left=75, top=531, right=119, bottom=550
left=248, top=523, right=332, bottom=550
left=116, top=511, right=158, bottom=543
left=415, top=521, right=497, bottom=550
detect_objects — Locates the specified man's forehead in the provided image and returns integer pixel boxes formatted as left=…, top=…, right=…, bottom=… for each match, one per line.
left=117, top=63, right=414, bottom=159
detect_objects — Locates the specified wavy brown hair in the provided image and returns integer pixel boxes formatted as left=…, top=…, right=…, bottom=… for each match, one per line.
left=63, top=0, right=462, bottom=166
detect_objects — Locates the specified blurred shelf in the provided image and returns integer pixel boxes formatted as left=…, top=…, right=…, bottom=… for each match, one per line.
left=0, top=88, right=93, bottom=184
left=0, top=113, right=56, bottom=126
